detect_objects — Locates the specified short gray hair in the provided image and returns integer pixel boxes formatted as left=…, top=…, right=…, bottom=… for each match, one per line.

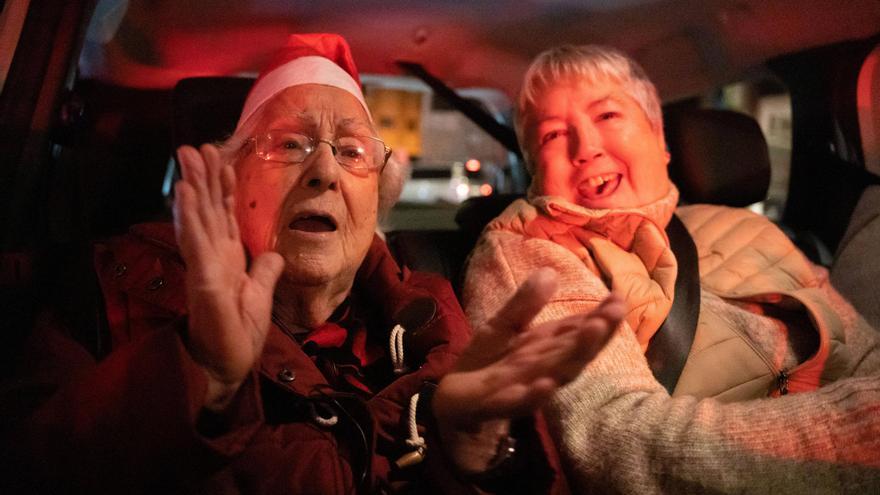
left=515, top=45, right=663, bottom=172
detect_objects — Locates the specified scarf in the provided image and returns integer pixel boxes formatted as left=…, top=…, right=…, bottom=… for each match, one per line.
left=489, top=185, right=680, bottom=350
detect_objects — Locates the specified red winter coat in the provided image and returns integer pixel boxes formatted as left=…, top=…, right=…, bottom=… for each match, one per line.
left=1, top=223, right=565, bottom=494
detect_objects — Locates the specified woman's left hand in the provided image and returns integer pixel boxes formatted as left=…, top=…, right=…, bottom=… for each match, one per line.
left=173, top=144, right=284, bottom=411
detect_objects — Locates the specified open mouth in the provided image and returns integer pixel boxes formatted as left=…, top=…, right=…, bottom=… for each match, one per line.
left=577, top=173, right=622, bottom=200
left=288, top=213, right=337, bottom=233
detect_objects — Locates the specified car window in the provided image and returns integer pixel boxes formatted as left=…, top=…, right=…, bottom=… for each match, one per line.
left=363, top=75, right=518, bottom=231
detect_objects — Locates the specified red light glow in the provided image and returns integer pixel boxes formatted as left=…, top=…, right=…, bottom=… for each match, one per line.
left=480, top=183, right=493, bottom=196
left=465, top=159, right=481, bottom=172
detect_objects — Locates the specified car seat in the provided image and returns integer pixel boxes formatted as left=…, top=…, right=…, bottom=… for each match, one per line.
left=830, top=43, right=880, bottom=330
left=664, top=107, right=771, bottom=207
left=664, top=107, right=833, bottom=265
left=173, top=77, right=254, bottom=149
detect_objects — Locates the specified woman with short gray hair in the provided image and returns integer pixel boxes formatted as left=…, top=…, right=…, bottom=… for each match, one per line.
left=465, top=44, right=880, bottom=494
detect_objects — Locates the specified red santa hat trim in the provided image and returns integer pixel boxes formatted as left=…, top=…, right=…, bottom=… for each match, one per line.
left=237, top=33, right=369, bottom=130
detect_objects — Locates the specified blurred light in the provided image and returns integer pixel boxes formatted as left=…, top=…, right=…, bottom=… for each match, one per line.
left=162, top=157, right=177, bottom=198
left=465, top=158, right=481, bottom=172
left=417, top=184, right=431, bottom=200
left=480, top=183, right=493, bottom=196
left=455, top=183, right=470, bottom=200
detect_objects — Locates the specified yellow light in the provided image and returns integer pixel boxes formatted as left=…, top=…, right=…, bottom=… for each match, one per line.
left=480, top=183, right=493, bottom=196
left=465, top=158, right=481, bottom=172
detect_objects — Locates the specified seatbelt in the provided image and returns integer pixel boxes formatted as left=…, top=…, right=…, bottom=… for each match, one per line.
left=644, top=214, right=701, bottom=394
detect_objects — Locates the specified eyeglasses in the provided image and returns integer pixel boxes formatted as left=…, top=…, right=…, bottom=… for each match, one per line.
left=251, top=130, right=392, bottom=172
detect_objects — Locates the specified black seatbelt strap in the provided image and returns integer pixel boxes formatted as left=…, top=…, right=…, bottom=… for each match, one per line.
left=644, top=214, right=701, bottom=394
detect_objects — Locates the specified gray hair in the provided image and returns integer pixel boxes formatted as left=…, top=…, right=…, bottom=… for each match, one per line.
left=515, top=44, right=663, bottom=172
left=214, top=104, right=405, bottom=216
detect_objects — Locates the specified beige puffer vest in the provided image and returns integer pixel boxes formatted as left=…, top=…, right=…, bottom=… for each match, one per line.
left=487, top=190, right=850, bottom=401
left=674, top=205, right=850, bottom=401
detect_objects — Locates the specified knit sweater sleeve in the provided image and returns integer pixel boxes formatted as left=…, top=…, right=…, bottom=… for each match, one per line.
left=465, top=224, right=880, bottom=493
left=462, top=229, right=611, bottom=331
left=546, top=286, right=880, bottom=494
left=814, top=264, right=880, bottom=378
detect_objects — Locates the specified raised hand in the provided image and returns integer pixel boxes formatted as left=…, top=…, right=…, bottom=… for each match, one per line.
left=173, top=144, right=284, bottom=411
left=432, top=268, right=625, bottom=471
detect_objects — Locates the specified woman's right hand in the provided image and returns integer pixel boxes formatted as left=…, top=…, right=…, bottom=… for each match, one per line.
left=173, top=144, right=284, bottom=411
left=433, top=268, right=626, bottom=472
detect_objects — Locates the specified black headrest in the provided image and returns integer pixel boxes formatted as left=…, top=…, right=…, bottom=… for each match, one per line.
left=665, top=108, right=771, bottom=207
left=172, top=77, right=254, bottom=149
left=455, top=193, right=523, bottom=238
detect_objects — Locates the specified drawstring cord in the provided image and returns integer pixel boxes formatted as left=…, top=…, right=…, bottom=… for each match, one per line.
left=395, top=393, right=426, bottom=468
left=389, top=324, right=408, bottom=374
left=389, top=325, right=426, bottom=467
left=309, top=321, right=411, bottom=428
left=308, top=400, right=339, bottom=428
left=405, top=393, right=426, bottom=451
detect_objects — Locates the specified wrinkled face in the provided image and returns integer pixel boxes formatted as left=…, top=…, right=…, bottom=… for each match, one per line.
left=235, top=84, right=379, bottom=287
left=525, top=77, right=670, bottom=209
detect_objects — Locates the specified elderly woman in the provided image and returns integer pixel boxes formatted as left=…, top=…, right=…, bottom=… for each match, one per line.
left=463, top=45, right=880, bottom=494
left=1, top=35, right=625, bottom=494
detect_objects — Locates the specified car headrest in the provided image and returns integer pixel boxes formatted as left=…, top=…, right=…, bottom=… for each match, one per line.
left=665, top=108, right=771, bottom=207
left=173, top=77, right=254, bottom=149
left=455, top=193, right=524, bottom=239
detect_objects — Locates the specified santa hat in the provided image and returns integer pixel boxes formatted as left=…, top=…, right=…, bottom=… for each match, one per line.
left=236, top=33, right=369, bottom=129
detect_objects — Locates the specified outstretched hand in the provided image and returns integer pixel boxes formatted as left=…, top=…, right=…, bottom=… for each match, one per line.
left=173, top=144, right=284, bottom=411
left=432, top=268, right=625, bottom=473
left=435, top=268, right=626, bottom=427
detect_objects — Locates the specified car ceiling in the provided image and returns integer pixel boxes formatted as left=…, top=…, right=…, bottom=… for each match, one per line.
left=81, top=0, right=880, bottom=101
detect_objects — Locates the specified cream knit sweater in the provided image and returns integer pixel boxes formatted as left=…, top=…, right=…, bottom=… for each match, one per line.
left=463, top=194, right=880, bottom=494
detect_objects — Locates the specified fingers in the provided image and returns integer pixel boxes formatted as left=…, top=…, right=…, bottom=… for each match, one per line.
left=177, top=146, right=213, bottom=230
left=600, top=292, right=628, bottom=319
left=506, top=292, right=626, bottom=383
left=456, top=268, right=559, bottom=372
left=176, top=144, right=235, bottom=241
left=177, top=144, right=198, bottom=184
left=581, top=293, right=627, bottom=334
left=221, top=162, right=239, bottom=239
left=486, top=267, right=559, bottom=336
left=442, top=293, right=628, bottom=423
left=201, top=144, right=226, bottom=219
left=510, top=293, right=626, bottom=347
left=173, top=181, right=208, bottom=261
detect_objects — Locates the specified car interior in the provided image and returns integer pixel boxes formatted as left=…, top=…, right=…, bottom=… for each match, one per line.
left=2, top=0, right=880, bottom=368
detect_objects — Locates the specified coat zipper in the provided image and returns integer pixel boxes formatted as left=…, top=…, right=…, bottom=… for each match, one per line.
left=722, top=292, right=819, bottom=397
left=776, top=368, right=789, bottom=395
